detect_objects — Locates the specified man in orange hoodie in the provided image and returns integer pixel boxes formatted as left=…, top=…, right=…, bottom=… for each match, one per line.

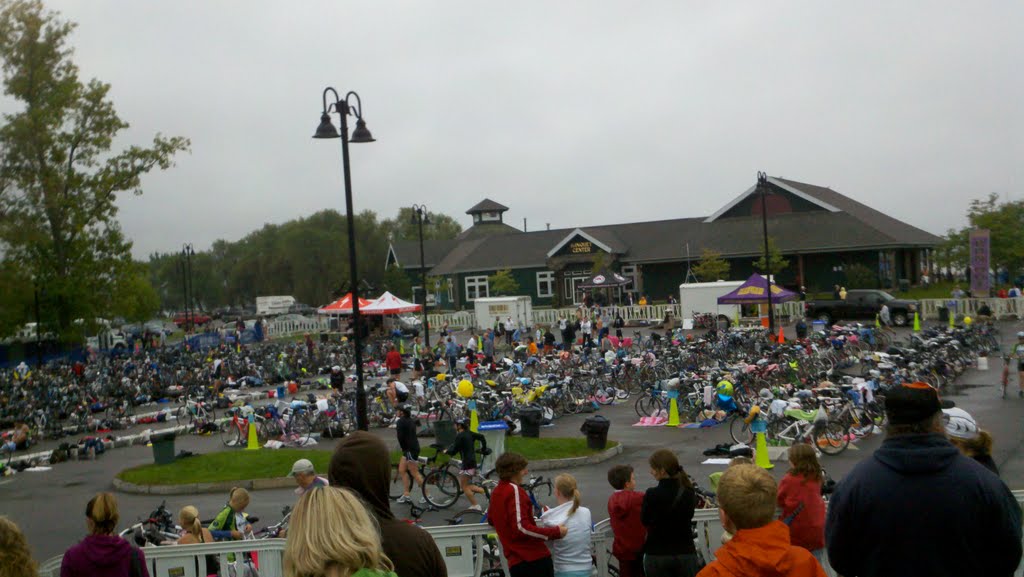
left=698, top=465, right=825, bottom=577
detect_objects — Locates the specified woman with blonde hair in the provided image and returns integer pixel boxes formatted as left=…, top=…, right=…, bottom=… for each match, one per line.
left=177, top=506, right=219, bottom=577
left=540, top=474, right=593, bottom=577
left=62, top=492, right=150, bottom=577
left=0, top=516, right=37, bottom=577
left=284, top=486, right=396, bottom=577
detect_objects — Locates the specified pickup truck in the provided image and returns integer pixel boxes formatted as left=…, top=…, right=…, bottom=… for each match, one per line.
left=804, top=290, right=919, bottom=326
left=173, top=312, right=212, bottom=328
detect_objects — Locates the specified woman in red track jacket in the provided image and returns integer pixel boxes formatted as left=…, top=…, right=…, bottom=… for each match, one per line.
left=488, top=452, right=567, bottom=577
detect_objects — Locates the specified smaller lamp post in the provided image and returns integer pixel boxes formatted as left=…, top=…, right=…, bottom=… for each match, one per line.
left=411, top=204, right=431, bottom=348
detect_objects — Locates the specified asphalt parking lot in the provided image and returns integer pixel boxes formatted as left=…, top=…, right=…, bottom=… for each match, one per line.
left=3, top=322, right=1023, bottom=563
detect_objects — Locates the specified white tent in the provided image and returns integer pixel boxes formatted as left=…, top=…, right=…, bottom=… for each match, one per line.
left=359, top=291, right=421, bottom=315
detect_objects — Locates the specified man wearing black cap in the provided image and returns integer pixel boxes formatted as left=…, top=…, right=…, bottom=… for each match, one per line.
left=825, top=382, right=1021, bottom=577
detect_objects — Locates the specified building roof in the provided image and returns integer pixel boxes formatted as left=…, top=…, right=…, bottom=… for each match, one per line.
left=409, top=178, right=942, bottom=276
left=387, top=239, right=460, bottom=270
left=465, top=198, right=509, bottom=214
left=455, top=221, right=521, bottom=240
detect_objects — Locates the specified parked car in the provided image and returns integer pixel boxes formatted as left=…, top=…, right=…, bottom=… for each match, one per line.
left=172, top=312, right=212, bottom=328
left=288, top=303, right=317, bottom=316
left=804, top=289, right=919, bottom=326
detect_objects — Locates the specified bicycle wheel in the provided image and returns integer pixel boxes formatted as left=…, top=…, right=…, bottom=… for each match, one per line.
left=448, top=508, right=485, bottom=525
left=220, top=420, right=242, bottom=447
left=728, top=414, right=754, bottom=445
left=175, top=405, right=192, bottom=425
left=423, top=470, right=461, bottom=509
left=848, top=407, right=874, bottom=439
left=815, top=421, right=850, bottom=455
left=289, top=414, right=313, bottom=443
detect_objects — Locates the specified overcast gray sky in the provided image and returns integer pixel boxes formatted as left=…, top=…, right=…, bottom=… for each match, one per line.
left=43, top=0, right=1023, bottom=259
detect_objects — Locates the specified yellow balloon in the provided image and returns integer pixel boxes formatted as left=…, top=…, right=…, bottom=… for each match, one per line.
left=963, top=316, right=972, bottom=326
left=457, top=379, right=474, bottom=398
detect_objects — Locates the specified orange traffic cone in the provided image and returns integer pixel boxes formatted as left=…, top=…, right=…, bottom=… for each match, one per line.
left=777, top=328, right=785, bottom=343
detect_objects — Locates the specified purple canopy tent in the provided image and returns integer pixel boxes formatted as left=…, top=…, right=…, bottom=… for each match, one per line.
left=716, top=274, right=798, bottom=304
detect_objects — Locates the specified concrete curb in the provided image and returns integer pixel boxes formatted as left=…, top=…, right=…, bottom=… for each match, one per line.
left=528, top=443, right=623, bottom=471
left=114, top=443, right=625, bottom=494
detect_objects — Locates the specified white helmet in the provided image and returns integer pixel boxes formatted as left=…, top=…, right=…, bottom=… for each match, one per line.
left=941, top=407, right=978, bottom=440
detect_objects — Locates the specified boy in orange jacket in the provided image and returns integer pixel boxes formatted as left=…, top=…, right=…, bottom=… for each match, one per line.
left=698, top=465, right=825, bottom=577
left=606, top=465, right=647, bottom=577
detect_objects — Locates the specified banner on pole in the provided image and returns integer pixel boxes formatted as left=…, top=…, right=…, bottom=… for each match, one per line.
left=969, top=229, right=990, bottom=297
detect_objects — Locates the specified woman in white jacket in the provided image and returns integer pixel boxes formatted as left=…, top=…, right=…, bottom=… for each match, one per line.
left=540, top=474, right=593, bottom=577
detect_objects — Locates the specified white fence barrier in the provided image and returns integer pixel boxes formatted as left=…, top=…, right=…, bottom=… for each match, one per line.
left=40, top=490, right=1024, bottom=577
left=920, top=297, right=1024, bottom=321
left=265, top=317, right=331, bottom=339
left=430, top=301, right=805, bottom=334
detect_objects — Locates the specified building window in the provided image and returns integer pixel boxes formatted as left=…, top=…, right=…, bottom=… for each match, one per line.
left=620, top=265, right=638, bottom=293
left=465, top=276, right=489, bottom=301
left=537, top=271, right=554, bottom=298
left=412, top=286, right=422, bottom=304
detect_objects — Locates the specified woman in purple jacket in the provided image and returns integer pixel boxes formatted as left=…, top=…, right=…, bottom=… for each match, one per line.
left=62, top=492, right=150, bottom=577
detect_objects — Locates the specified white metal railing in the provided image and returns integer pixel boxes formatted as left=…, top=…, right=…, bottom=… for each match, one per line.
left=265, top=317, right=331, bottom=339
left=40, top=490, right=1024, bottom=577
left=920, top=297, right=1024, bottom=321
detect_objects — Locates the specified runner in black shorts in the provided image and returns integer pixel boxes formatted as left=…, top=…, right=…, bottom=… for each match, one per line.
left=395, top=405, right=423, bottom=503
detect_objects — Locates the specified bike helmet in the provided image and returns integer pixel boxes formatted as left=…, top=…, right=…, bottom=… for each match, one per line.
left=1017, top=331, right=1024, bottom=339
left=455, top=417, right=469, bottom=427
left=941, top=407, right=978, bottom=440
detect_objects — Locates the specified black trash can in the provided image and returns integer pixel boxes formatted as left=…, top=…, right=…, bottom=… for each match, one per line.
left=151, top=431, right=176, bottom=465
left=580, top=415, right=611, bottom=450
left=938, top=307, right=950, bottom=322
left=519, top=408, right=542, bottom=439
left=899, top=279, right=910, bottom=293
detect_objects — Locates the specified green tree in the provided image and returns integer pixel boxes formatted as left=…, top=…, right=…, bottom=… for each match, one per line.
left=386, top=207, right=463, bottom=241
left=752, top=238, right=789, bottom=276
left=487, top=269, right=520, bottom=296
left=933, top=228, right=968, bottom=280
left=692, top=248, right=730, bottom=281
left=110, top=267, right=161, bottom=325
left=843, top=263, right=877, bottom=289
left=382, top=264, right=413, bottom=300
left=0, top=1, right=189, bottom=338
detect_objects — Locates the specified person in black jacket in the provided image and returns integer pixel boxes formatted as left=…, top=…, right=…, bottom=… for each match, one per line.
left=826, top=383, right=1022, bottom=577
left=447, top=418, right=488, bottom=510
left=395, top=405, right=423, bottom=504
left=641, top=449, right=700, bottom=577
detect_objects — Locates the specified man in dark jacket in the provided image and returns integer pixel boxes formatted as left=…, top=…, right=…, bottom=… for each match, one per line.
left=329, top=431, right=448, bottom=577
left=825, top=382, right=1022, bottom=577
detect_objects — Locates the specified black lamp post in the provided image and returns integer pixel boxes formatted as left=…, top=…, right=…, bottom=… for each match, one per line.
left=182, top=243, right=195, bottom=333
left=33, top=280, right=42, bottom=368
left=313, top=87, right=375, bottom=431
left=756, top=172, right=776, bottom=338
left=411, top=204, right=431, bottom=349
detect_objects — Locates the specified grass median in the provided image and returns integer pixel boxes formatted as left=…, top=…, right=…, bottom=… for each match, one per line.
left=117, top=436, right=618, bottom=486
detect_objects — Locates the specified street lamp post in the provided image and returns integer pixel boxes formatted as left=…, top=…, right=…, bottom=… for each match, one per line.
left=182, top=244, right=195, bottom=333
left=411, top=204, right=431, bottom=349
left=757, top=172, right=776, bottom=338
left=33, top=280, right=42, bottom=368
left=313, top=87, right=375, bottom=431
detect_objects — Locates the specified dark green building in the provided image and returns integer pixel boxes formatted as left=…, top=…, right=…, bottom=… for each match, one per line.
left=387, top=178, right=940, bottom=309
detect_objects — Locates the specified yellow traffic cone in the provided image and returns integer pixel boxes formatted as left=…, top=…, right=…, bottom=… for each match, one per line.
left=666, top=391, right=681, bottom=427
left=913, top=312, right=921, bottom=332
left=949, top=308, right=955, bottom=329
left=751, top=416, right=773, bottom=469
left=875, top=314, right=881, bottom=329
left=246, top=420, right=260, bottom=450
left=468, top=399, right=479, bottom=433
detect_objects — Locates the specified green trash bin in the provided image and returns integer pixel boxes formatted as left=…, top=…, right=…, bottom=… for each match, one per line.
left=151, top=431, right=177, bottom=465
left=433, top=419, right=457, bottom=448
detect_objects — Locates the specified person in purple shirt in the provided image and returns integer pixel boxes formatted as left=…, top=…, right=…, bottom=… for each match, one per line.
left=62, top=492, right=150, bottom=577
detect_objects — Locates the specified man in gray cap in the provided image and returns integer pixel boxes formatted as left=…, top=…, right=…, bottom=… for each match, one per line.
left=289, top=458, right=328, bottom=495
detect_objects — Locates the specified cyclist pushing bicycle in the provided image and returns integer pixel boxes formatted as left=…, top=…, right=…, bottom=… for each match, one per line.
left=446, top=418, right=489, bottom=511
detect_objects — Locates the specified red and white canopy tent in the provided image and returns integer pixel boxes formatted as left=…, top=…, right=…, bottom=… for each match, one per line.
left=317, top=293, right=374, bottom=315
left=360, top=291, right=421, bottom=315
